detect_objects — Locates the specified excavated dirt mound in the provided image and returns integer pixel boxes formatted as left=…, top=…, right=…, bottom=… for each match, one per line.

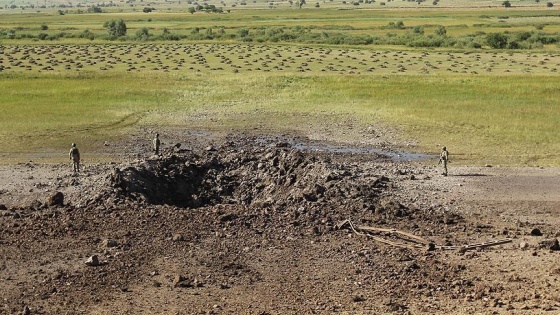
left=1, top=135, right=559, bottom=315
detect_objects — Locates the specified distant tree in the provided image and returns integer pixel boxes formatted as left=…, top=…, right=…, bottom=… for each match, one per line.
left=486, top=33, right=508, bottom=49
left=502, top=0, right=511, bottom=7
left=135, top=27, right=149, bottom=40
left=413, top=25, right=424, bottom=34
left=435, top=25, right=446, bottom=36
left=188, top=6, right=196, bottom=13
left=547, top=1, right=553, bottom=6
left=298, top=0, right=305, bottom=8
left=143, top=6, right=154, bottom=12
left=88, top=5, right=102, bottom=12
left=40, top=23, right=48, bottom=30
left=104, top=19, right=127, bottom=36
left=396, top=20, right=404, bottom=29
left=238, top=28, right=249, bottom=37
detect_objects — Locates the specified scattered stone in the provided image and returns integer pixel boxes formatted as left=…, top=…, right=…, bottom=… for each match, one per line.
left=103, top=239, right=118, bottom=248
left=85, top=255, right=100, bottom=266
left=219, top=213, right=237, bottom=222
left=530, top=228, right=542, bottom=236
left=353, top=295, right=366, bottom=302
left=519, top=241, right=529, bottom=249
left=22, top=305, right=30, bottom=315
left=0, top=204, right=7, bottom=210
left=30, top=200, right=43, bottom=210
left=173, top=274, right=193, bottom=288
left=538, top=238, right=560, bottom=251
left=172, top=234, right=184, bottom=242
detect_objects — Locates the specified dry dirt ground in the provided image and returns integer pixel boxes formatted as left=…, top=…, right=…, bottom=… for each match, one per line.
left=1, top=131, right=559, bottom=315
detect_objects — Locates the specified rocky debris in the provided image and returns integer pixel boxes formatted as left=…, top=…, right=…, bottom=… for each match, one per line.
left=172, top=234, right=184, bottom=242
left=110, top=144, right=388, bottom=214
left=22, top=306, right=30, bottom=315
left=2, top=134, right=556, bottom=314
left=0, top=204, right=7, bottom=210
left=85, top=255, right=100, bottom=266
left=30, top=200, right=43, bottom=210
left=538, top=238, right=560, bottom=251
left=173, top=274, right=203, bottom=288
left=48, top=191, right=64, bottom=206
left=103, top=239, right=118, bottom=248
left=530, top=228, right=543, bottom=236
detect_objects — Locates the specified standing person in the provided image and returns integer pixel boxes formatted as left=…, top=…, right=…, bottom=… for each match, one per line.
left=69, top=143, right=80, bottom=173
left=153, top=133, right=161, bottom=155
left=438, top=146, right=449, bottom=176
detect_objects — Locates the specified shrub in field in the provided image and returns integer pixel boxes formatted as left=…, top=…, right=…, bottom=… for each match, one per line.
left=413, top=26, right=424, bottom=35
left=547, top=1, right=553, bottom=6
left=40, top=24, right=48, bottom=30
left=502, top=0, right=511, bottom=7
left=135, top=27, right=150, bottom=41
left=104, top=19, right=127, bottom=37
left=485, top=33, right=508, bottom=48
left=79, top=29, right=95, bottom=40
left=88, top=6, right=102, bottom=13
left=435, top=25, right=446, bottom=36
left=238, top=28, right=249, bottom=38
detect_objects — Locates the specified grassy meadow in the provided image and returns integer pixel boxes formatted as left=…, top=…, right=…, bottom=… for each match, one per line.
left=1, top=1, right=559, bottom=166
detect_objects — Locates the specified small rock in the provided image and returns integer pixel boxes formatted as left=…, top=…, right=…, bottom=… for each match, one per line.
left=103, top=239, right=118, bottom=248
left=530, top=228, right=542, bottom=236
left=30, top=200, right=43, bottom=210
left=85, top=255, right=100, bottom=266
left=22, top=306, right=30, bottom=315
left=219, top=213, right=237, bottom=222
left=173, top=274, right=186, bottom=287
left=538, top=238, right=560, bottom=251
left=173, top=274, right=194, bottom=288
left=0, top=204, right=7, bottom=210
left=172, top=234, right=184, bottom=242
left=353, top=295, right=366, bottom=302
left=49, top=191, right=64, bottom=206
left=519, top=241, right=529, bottom=249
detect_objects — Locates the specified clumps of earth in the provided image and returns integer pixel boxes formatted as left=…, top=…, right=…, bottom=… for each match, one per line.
left=107, top=141, right=456, bottom=235
left=2, top=137, right=558, bottom=314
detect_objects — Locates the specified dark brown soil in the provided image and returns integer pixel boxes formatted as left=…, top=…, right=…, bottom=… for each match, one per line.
left=1, top=132, right=559, bottom=315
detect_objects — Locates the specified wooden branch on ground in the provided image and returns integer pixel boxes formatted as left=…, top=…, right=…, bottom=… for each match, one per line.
left=337, top=219, right=512, bottom=251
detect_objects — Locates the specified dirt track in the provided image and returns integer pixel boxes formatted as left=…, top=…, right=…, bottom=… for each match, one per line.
left=1, top=132, right=559, bottom=315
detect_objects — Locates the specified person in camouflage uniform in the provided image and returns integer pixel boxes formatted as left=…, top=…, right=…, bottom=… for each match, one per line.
left=438, top=146, right=449, bottom=176
left=69, top=143, right=80, bottom=173
left=153, top=133, right=161, bottom=155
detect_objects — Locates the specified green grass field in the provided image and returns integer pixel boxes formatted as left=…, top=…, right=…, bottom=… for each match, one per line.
left=1, top=2, right=559, bottom=166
